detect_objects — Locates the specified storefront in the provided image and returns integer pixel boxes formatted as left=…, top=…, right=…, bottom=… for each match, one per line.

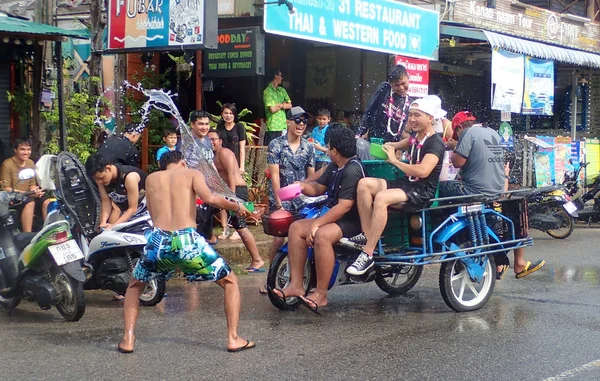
left=435, top=0, right=600, bottom=138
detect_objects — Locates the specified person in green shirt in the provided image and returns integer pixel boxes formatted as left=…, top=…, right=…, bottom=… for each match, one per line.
left=263, top=68, right=292, bottom=146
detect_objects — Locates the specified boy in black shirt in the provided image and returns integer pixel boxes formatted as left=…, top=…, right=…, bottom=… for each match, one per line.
left=347, top=97, right=445, bottom=275
left=86, top=153, right=147, bottom=230
left=269, top=126, right=365, bottom=312
left=97, top=124, right=141, bottom=167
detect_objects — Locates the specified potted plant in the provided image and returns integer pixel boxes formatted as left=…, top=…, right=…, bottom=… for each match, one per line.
left=245, top=168, right=270, bottom=225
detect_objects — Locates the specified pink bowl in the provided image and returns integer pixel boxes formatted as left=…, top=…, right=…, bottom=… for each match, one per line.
left=278, top=183, right=302, bottom=201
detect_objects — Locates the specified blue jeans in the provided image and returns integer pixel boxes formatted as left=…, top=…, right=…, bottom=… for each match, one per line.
left=438, top=180, right=472, bottom=197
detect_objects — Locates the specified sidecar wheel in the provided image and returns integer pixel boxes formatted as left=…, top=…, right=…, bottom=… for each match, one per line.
left=375, top=265, right=422, bottom=295
left=439, top=255, right=495, bottom=312
left=266, top=249, right=314, bottom=310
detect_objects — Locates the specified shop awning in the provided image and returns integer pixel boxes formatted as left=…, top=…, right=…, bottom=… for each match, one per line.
left=0, top=14, right=89, bottom=41
left=441, top=24, right=600, bottom=68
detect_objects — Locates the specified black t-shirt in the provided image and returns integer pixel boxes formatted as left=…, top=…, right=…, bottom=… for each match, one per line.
left=217, top=122, right=246, bottom=165
left=107, top=164, right=147, bottom=209
left=399, top=133, right=445, bottom=198
left=316, top=158, right=366, bottom=220
left=97, top=135, right=139, bottom=167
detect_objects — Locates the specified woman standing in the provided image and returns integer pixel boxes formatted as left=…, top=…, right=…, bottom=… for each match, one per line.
left=217, top=103, right=247, bottom=173
left=216, top=103, right=247, bottom=240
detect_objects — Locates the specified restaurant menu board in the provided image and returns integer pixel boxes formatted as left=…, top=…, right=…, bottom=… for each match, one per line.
left=534, top=136, right=555, bottom=187
left=585, top=138, right=600, bottom=185
left=204, top=27, right=265, bottom=77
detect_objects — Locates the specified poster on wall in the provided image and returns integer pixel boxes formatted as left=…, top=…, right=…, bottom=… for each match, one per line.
left=204, top=27, right=265, bottom=77
left=553, top=136, right=572, bottom=185
left=305, top=49, right=336, bottom=98
left=395, top=55, right=429, bottom=97
left=534, top=136, right=555, bottom=187
left=107, top=0, right=217, bottom=52
left=522, top=57, right=554, bottom=116
left=491, top=49, right=524, bottom=114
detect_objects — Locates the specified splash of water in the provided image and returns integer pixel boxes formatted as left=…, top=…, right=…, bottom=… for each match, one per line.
left=95, top=81, right=238, bottom=201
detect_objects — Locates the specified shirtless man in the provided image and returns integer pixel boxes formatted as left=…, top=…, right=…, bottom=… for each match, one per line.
left=208, top=130, right=264, bottom=271
left=118, top=151, right=254, bottom=354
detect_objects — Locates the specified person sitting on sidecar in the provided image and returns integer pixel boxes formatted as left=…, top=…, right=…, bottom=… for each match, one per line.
left=270, top=125, right=365, bottom=312
left=0, top=137, right=50, bottom=232
left=346, top=96, right=445, bottom=276
left=85, top=153, right=147, bottom=230
left=440, top=112, right=544, bottom=279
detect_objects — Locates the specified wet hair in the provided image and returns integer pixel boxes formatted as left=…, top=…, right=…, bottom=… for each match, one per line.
left=12, top=137, right=32, bottom=150
left=85, top=153, right=111, bottom=176
left=90, top=129, right=107, bottom=149
left=317, top=108, right=331, bottom=118
left=326, top=124, right=356, bottom=158
left=388, top=64, right=409, bottom=82
left=124, top=123, right=140, bottom=134
left=189, top=110, right=211, bottom=124
left=221, top=103, right=238, bottom=123
left=159, top=150, right=184, bottom=170
left=207, top=129, right=222, bottom=139
left=270, top=68, right=282, bottom=80
left=163, top=128, right=177, bottom=138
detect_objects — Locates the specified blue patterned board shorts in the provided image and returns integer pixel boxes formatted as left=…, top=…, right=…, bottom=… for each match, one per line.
left=133, top=227, right=231, bottom=283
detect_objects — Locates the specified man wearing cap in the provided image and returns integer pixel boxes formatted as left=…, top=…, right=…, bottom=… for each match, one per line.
left=347, top=96, right=445, bottom=275
left=358, top=64, right=414, bottom=143
left=263, top=68, right=293, bottom=147
left=260, top=106, right=315, bottom=294
left=441, top=111, right=545, bottom=279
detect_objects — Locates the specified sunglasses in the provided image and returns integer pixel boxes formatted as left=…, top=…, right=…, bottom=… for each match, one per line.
left=290, top=117, right=308, bottom=125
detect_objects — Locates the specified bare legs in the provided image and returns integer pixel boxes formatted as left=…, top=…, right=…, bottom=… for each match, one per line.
left=20, top=201, right=35, bottom=232
left=357, top=178, right=408, bottom=256
left=119, top=273, right=251, bottom=353
left=277, top=219, right=341, bottom=307
left=236, top=228, right=264, bottom=269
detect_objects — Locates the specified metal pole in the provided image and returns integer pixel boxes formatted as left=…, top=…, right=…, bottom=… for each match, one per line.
left=571, top=71, right=578, bottom=141
left=55, top=41, right=67, bottom=151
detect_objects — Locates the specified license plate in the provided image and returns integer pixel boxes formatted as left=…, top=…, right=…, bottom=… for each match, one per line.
left=563, top=201, right=578, bottom=216
left=48, top=240, right=84, bottom=266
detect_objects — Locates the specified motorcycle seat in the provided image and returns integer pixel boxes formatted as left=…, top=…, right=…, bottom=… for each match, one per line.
left=14, top=232, right=37, bottom=252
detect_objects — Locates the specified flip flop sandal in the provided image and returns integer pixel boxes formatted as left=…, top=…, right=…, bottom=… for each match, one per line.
left=117, top=344, right=134, bottom=354
left=227, top=340, right=256, bottom=353
left=496, top=264, right=510, bottom=280
left=266, top=285, right=295, bottom=310
left=245, top=267, right=265, bottom=273
left=298, top=295, right=321, bottom=316
left=259, top=285, right=268, bottom=295
left=515, top=259, right=546, bottom=279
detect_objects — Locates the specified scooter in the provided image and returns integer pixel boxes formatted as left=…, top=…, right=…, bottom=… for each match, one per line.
left=522, top=185, right=576, bottom=239
left=0, top=168, right=86, bottom=321
left=49, top=152, right=165, bottom=305
left=571, top=170, right=600, bottom=225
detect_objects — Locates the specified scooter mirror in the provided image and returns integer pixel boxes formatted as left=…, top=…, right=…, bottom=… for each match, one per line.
left=18, top=168, right=36, bottom=181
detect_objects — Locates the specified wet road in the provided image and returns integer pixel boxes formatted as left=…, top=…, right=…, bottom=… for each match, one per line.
left=2, top=227, right=600, bottom=381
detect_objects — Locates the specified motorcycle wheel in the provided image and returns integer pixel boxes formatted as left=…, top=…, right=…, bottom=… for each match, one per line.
left=139, top=278, right=166, bottom=306
left=266, top=249, right=315, bottom=311
left=439, top=255, right=495, bottom=312
left=52, top=267, right=86, bottom=321
left=375, top=265, right=422, bottom=295
left=546, top=206, right=574, bottom=239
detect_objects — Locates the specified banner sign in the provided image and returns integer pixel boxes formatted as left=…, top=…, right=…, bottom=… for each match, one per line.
left=107, top=0, right=217, bottom=52
left=491, top=49, right=524, bottom=113
left=522, top=57, right=554, bottom=116
left=204, top=27, right=265, bottom=77
left=534, top=136, right=556, bottom=187
left=264, top=0, right=440, bottom=60
left=395, top=55, right=429, bottom=97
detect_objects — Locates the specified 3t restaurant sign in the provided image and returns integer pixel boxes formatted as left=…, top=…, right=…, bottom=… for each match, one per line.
left=204, top=27, right=265, bottom=78
left=107, top=0, right=218, bottom=52
left=395, top=55, right=429, bottom=97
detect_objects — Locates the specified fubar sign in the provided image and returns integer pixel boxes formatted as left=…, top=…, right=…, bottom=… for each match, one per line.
left=204, top=27, right=265, bottom=77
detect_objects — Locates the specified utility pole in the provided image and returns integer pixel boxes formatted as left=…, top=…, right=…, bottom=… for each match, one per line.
left=89, top=0, right=106, bottom=93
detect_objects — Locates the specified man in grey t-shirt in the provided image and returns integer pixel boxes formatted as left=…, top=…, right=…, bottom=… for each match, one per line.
left=440, top=123, right=505, bottom=197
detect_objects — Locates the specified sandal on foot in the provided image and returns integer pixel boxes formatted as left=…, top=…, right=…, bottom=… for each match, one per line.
left=515, top=260, right=545, bottom=279
left=496, top=264, right=509, bottom=280
left=259, top=285, right=268, bottom=295
left=227, top=340, right=256, bottom=353
left=117, top=344, right=134, bottom=354
left=298, top=295, right=321, bottom=316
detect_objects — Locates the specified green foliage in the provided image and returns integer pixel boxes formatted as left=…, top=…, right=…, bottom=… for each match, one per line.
left=42, top=77, right=103, bottom=163
left=7, top=88, right=33, bottom=130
